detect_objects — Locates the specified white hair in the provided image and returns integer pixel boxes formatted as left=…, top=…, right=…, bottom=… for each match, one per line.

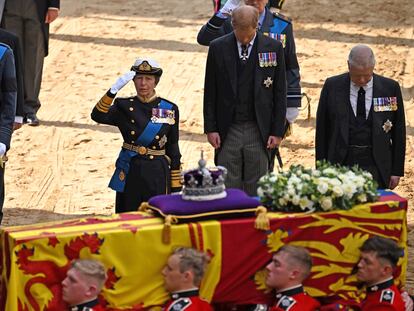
left=348, top=44, right=376, bottom=68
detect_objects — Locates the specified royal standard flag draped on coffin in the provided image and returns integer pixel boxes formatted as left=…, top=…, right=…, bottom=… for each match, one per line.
left=0, top=192, right=408, bottom=310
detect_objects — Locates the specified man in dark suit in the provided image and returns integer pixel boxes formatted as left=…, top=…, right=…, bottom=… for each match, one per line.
left=203, top=5, right=286, bottom=196
left=316, top=44, right=406, bottom=189
left=198, top=0, right=301, bottom=126
left=2, top=0, right=60, bottom=126
left=0, top=42, right=17, bottom=223
left=0, top=28, right=24, bottom=129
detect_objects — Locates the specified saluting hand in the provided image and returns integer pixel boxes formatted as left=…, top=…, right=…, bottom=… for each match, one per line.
left=207, top=132, right=221, bottom=149
left=110, top=71, right=136, bottom=94
left=219, top=0, right=241, bottom=16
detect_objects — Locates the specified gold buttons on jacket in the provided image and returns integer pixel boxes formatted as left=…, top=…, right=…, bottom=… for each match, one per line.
left=152, top=146, right=156, bottom=149
left=149, top=155, right=154, bottom=160
left=155, top=135, right=159, bottom=139
left=131, top=130, right=135, bottom=135
left=129, top=107, right=134, bottom=111
left=131, top=119, right=135, bottom=123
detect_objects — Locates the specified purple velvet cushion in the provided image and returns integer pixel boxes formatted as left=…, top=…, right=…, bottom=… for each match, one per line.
left=148, top=189, right=260, bottom=219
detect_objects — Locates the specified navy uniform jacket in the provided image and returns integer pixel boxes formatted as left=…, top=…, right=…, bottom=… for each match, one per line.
left=204, top=31, right=287, bottom=154
left=197, top=7, right=301, bottom=108
left=315, top=73, right=406, bottom=186
left=91, top=90, right=182, bottom=192
left=0, top=29, right=23, bottom=118
left=0, top=42, right=16, bottom=149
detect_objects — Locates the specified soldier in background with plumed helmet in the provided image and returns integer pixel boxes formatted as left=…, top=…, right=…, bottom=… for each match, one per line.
left=91, top=58, right=182, bottom=213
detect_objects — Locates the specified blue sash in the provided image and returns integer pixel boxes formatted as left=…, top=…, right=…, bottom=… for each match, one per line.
left=136, top=100, right=172, bottom=146
left=270, top=18, right=288, bottom=35
left=0, top=45, right=8, bottom=60
left=109, top=99, right=173, bottom=192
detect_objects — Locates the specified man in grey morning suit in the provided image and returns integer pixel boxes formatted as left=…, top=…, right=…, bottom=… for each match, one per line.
left=316, top=44, right=406, bottom=189
left=203, top=5, right=286, bottom=196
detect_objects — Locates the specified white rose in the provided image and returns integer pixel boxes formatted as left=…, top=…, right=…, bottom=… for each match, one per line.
left=332, top=185, right=344, bottom=197
left=302, top=174, right=311, bottom=181
left=287, top=187, right=295, bottom=196
left=299, top=197, right=313, bottom=210
left=257, top=187, right=264, bottom=197
left=329, top=178, right=341, bottom=186
left=343, top=183, right=356, bottom=198
left=357, top=193, right=367, bottom=203
left=320, top=197, right=333, bottom=211
left=317, top=182, right=329, bottom=194
left=322, top=168, right=337, bottom=175
left=292, top=195, right=300, bottom=205
left=278, top=198, right=287, bottom=206
left=363, top=171, right=373, bottom=179
left=312, top=170, right=321, bottom=177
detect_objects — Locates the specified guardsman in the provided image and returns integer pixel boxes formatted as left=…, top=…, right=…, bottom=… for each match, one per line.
left=91, top=58, right=182, bottom=213
left=357, top=236, right=405, bottom=310
left=266, top=245, right=320, bottom=311
left=62, top=259, right=107, bottom=311
left=162, top=247, right=213, bottom=311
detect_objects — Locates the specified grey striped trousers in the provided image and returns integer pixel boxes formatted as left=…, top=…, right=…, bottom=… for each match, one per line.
left=217, top=121, right=269, bottom=196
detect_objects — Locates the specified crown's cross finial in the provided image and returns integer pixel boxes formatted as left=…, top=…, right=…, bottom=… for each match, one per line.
left=198, top=150, right=207, bottom=170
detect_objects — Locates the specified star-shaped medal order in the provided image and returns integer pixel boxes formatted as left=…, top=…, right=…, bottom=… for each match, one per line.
left=263, top=77, right=273, bottom=88
left=382, top=119, right=393, bottom=133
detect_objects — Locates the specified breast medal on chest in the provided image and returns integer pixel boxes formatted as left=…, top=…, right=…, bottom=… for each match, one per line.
left=151, top=107, right=175, bottom=125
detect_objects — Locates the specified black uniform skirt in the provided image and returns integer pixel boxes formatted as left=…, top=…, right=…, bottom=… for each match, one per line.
left=115, top=155, right=170, bottom=213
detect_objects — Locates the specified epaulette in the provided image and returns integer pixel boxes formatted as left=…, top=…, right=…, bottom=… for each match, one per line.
left=276, top=295, right=297, bottom=310
left=380, top=289, right=395, bottom=304
left=0, top=42, right=11, bottom=49
left=167, top=298, right=192, bottom=310
left=0, top=42, right=11, bottom=60
left=271, top=11, right=292, bottom=23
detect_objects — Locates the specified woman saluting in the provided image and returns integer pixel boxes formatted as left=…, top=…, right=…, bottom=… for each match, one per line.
left=91, top=58, right=182, bottom=213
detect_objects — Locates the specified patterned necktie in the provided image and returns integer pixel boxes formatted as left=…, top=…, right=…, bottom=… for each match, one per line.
left=357, top=87, right=366, bottom=120
left=240, top=44, right=249, bottom=62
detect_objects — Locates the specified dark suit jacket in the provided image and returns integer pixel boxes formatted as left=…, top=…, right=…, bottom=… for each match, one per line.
left=315, top=73, right=406, bottom=184
left=203, top=32, right=287, bottom=148
left=34, top=0, right=60, bottom=56
left=0, top=42, right=16, bottom=149
left=2, top=0, right=60, bottom=56
left=198, top=8, right=300, bottom=107
left=0, top=29, right=23, bottom=117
